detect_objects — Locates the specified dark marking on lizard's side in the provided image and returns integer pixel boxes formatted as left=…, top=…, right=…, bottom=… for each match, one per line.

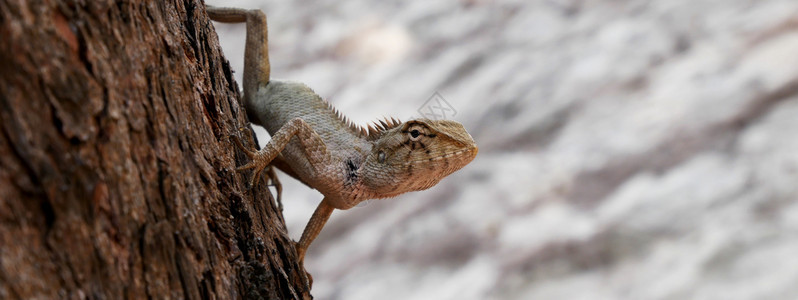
left=346, top=158, right=359, bottom=182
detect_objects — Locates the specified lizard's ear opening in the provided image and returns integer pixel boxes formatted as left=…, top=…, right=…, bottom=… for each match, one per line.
left=378, top=151, right=386, bottom=163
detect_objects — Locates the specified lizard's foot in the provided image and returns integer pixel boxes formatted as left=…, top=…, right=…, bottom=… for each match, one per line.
left=294, top=242, right=314, bottom=288
left=301, top=264, right=314, bottom=289
left=230, top=135, right=269, bottom=187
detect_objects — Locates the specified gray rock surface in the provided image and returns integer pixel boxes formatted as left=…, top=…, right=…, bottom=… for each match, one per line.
left=208, top=0, right=798, bottom=299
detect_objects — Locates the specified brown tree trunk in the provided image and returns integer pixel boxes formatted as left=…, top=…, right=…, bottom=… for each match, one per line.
left=0, top=0, right=309, bottom=299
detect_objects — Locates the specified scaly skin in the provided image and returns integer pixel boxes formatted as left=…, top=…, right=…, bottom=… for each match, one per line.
left=208, top=6, right=478, bottom=288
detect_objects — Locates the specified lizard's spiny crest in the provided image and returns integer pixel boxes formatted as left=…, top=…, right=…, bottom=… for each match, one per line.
left=323, top=100, right=402, bottom=139
left=364, top=117, right=402, bottom=140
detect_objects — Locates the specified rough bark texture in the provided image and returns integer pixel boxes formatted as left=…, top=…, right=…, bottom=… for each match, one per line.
left=0, top=0, right=309, bottom=299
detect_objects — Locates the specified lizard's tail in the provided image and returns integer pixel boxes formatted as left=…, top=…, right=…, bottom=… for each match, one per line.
left=206, top=6, right=271, bottom=105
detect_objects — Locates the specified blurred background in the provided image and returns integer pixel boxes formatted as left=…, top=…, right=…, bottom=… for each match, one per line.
left=206, top=0, right=798, bottom=299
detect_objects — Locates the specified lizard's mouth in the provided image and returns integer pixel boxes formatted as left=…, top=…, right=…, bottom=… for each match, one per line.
left=405, top=145, right=478, bottom=165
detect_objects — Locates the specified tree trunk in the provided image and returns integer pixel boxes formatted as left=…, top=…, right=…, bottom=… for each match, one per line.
left=0, top=0, right=310, bottom=299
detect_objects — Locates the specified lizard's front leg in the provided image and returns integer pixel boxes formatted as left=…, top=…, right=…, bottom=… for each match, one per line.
left=232, top=117, right=334, bottom=288
left=233, top=117, right=331, bottom=187
left=295, top=198, right=335, bottom=287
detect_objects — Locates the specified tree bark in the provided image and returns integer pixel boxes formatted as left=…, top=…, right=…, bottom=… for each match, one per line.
left=0, top=0, right=309, bottom=299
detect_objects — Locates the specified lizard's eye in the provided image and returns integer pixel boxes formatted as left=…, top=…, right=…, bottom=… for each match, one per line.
left=409, top=129, right=421, bottom=140
left=378, top=151, right=386, bottom=163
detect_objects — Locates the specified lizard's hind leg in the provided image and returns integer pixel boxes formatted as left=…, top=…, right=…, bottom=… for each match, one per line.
left=206, top=6, right=270, bottom=105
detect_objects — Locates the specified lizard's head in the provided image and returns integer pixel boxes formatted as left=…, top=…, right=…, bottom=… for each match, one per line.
left=360, top=119, right=478, bottom=198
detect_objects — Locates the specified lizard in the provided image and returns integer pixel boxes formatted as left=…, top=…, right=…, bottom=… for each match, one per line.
left=206, top=5, right=478, bottom=287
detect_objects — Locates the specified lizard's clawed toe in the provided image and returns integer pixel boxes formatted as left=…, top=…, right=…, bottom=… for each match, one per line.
left=251, top=166, right=265, bottom=187
left=236, top=163, right=266, bottom=187
left=230, top=135, right=259, bottom=158
left=305, top=269, right=314, bottom=288
left=235, top=161, right=259, bottom=171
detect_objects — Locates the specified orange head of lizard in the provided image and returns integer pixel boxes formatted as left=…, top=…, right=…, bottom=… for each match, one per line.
left=360, top=119, right=478, bottom=198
